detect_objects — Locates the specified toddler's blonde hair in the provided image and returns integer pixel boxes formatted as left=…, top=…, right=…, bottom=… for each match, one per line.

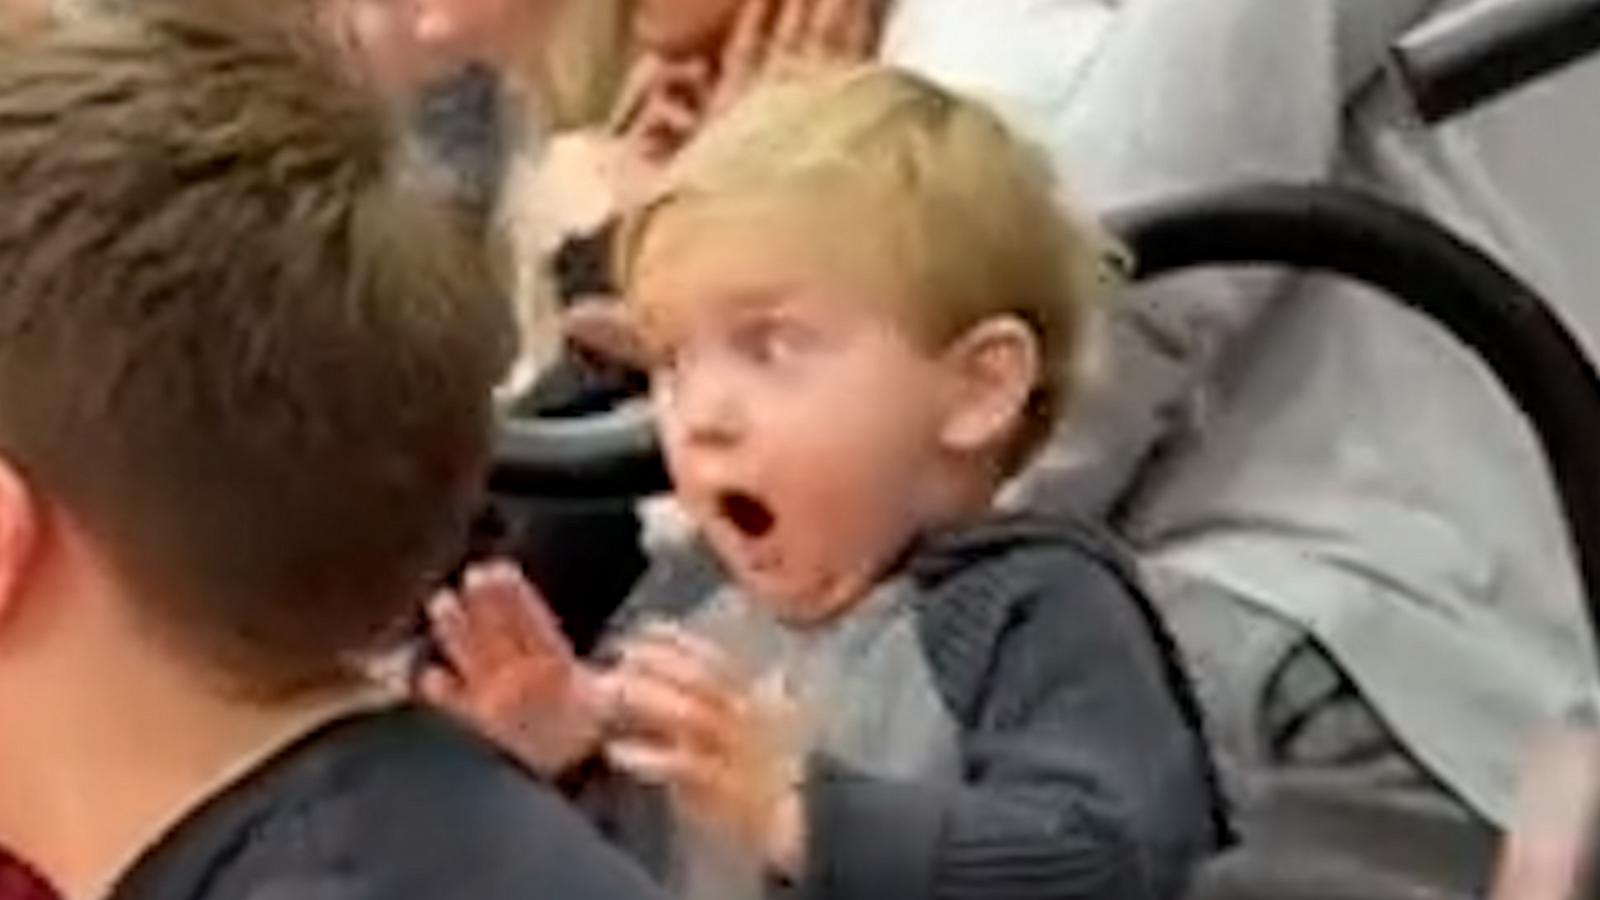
left=619, top=65, right=1120, bottom=470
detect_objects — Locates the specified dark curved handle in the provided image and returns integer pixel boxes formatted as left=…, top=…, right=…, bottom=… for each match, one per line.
left=489, top=404, right=667, bottom=499
left=1393, top=0, right=1600, bottom=123
left=1109, top=183, right=1600, bottom=646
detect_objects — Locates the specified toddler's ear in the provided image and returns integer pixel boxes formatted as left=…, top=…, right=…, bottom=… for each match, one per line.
left=937, top=316, right=1040, bottom=457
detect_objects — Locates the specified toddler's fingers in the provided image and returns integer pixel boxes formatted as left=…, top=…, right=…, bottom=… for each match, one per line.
left=464, top=561, right=569, bottom=661
left=605, top=738, right=693, bottom=786
left=439, top=569, right=524, bottom=675
left=625, top=622, right=740, bottom=682
left=583, top=667, right=625, bottom=725
left=426, top=589, right=495, bottom=685
left=611, top=668, right=736, bottom=754
left=615, top=638, right=743, bottom=715
left=417, top=664, right=466, bottom=711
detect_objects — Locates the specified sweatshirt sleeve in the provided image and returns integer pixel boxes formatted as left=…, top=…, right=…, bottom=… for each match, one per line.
left=794, top=551, right=1217, bottom=900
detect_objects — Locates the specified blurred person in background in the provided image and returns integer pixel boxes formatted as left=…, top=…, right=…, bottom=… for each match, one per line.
left=500, top=0, right=1118, bottom=377
left=0, top=0, right=47, bottom=35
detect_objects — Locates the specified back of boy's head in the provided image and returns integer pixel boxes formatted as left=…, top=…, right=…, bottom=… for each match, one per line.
left=619, top=66, right=1118, bottom=472
left=0, top=4, right=513, bottom=696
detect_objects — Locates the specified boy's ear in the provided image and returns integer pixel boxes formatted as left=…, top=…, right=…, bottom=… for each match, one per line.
left=0, top=455, right=40, bottom=630
left=937, top=316, right=1041, bottom=458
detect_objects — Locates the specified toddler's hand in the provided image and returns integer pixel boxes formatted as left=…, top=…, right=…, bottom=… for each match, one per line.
left=605, top=623, right=807, bottom=878
left=418, top=562, right=611, bottom=779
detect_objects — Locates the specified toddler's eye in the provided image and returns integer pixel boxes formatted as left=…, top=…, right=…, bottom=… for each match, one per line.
left=738, top=319, right=810, bottom=367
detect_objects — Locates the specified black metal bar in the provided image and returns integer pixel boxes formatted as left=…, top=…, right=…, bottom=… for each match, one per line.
left=1394, top=0, right=1600, bottom=123
left=489, top=405, right=667, bottom=499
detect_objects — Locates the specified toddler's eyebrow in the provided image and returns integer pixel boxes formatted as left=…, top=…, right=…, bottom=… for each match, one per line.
left=722, top=284, right=805, bottom=317
left=632, top=279, right=805, bottom=344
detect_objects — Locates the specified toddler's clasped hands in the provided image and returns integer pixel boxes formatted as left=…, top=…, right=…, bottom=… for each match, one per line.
left=419, top=562, right=807, bottom=878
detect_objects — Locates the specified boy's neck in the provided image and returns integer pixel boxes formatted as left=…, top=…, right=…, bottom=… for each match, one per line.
left=0, top=647, right=387, bottom=900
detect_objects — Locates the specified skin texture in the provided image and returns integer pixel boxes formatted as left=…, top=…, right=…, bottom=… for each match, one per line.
left=0, top=0, right=50, bottom=38
left=630, top=0, right=744, bottom=57
left=632, top=203, right=960, bottom=624
left=1491, top=734, right=1600, bottom=900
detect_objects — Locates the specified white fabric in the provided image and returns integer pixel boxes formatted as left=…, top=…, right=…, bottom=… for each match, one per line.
left=884, top=0, right=1600, bottom=824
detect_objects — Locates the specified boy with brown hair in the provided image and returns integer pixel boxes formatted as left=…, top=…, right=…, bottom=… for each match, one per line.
left=0, top=6, right=664, bottom=900
left=426, top=67, right=1222, bottom=899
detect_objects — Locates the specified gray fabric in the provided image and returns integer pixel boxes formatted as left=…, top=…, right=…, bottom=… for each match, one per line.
left=927, top=0, right=1600, bottom=823
left=1147, top=567, right=1466, bottom=803
left=801, top=760, right=947, bottom=900
left=1152, top=572, right=1501, bottom=900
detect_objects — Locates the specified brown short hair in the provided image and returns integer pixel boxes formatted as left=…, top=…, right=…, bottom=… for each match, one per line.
left=0, top=5, right=513, bottom=695
left=619, top=67, right=1120, bottom=473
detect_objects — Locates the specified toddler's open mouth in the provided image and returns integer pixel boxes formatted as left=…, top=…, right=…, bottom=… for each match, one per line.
left=717, top=489, right=776, bottom=539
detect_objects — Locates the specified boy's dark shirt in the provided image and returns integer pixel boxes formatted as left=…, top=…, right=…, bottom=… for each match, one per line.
left=108, top=705, right=667, bottom=900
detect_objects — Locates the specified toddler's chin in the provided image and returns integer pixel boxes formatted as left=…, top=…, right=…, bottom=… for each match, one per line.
left=739, top=569, right=873, bottom=629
